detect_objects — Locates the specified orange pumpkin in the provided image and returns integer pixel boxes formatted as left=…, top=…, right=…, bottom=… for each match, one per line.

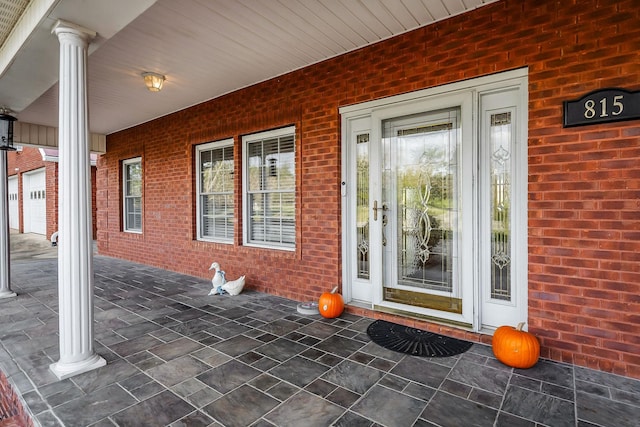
left=318, top=286, right=344, bottom=318
left=492, top=322, right=540, bottom=369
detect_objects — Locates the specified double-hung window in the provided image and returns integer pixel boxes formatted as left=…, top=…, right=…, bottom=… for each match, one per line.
left=243, top=126, right=296, bottom=249
left=123, top=157, right=142, bottom=233
left=196, top=139, right=234, bottom=242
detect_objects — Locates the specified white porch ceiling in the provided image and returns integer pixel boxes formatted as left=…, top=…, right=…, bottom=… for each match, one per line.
left=0, top=0, right=30, bottom=47
left=0, top=0, right=499, bottom=135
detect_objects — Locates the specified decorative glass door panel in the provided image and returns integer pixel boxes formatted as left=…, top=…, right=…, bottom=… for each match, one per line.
left=489, top=111, right=513, bottom=301
left=381, top=109, right=462, bottom=313
left=356, top=133, right=370, bottom=279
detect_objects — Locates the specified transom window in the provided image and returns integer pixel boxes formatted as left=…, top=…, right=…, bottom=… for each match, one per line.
left=122, top=157, right=142, bottom=233
left=243, top=126, right=296, bottom=249
left=196, top=139, right=234, bottom=242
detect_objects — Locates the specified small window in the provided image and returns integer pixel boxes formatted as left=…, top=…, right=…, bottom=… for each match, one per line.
left=243, top=126, right=296, bottom=249
left=196, top=139, right=234, bottom=242
left=123, top=157, right=142, bottom=233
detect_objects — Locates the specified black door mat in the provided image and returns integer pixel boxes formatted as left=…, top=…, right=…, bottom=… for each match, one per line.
left=367, top=319, right=473, bottom=357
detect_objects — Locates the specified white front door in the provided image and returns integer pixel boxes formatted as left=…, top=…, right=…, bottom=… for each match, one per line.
left=374, top=104, right=474, bottom=327
left=8, top=175, right=18, bottom=230
left=341, top=69, right=528, bottom=332
left=23, top=169, right=47, bottom=235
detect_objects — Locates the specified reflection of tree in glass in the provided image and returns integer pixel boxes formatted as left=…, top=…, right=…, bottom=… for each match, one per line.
left=127, top=163, right=142, bottom=196
left=356, top=155, right=369, bottom=224
left=399, top=167, right=451, bottom=266
left=202, top=158, right=233, bottom=193
left=400, top=169, right=452, bottom=210
left=247, top=136, right=295, bottom=218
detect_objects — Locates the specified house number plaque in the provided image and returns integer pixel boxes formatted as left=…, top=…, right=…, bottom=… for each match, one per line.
left=563, top=88, right=640, bottom=127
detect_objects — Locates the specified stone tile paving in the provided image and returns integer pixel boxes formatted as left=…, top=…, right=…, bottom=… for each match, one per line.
left=0, top=256, right=639, bottom=426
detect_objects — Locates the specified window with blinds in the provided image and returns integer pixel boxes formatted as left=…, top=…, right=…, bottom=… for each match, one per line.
left=123, top=157, right=142, bottom=233
left=196, top=139, right=234, bottom=242
left=243, top=126, right=296, bottom=249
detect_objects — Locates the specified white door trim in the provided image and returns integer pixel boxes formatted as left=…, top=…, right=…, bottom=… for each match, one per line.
left=340, top=68, right=528, bottom=332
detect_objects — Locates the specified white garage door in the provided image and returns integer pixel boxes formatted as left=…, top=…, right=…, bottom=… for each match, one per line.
left=23, top=169, right=47, bottom=235
left=8, top=175, right=18, bottom=230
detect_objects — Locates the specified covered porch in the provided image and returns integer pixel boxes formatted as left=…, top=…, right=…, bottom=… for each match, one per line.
left=1, top=233, right=638, bottom=426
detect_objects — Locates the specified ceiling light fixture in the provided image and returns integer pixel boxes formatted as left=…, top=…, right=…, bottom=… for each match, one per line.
left=142, top=72, right=165, bottom=92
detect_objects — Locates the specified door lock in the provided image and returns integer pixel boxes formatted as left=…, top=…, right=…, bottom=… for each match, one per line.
left=372, top=200, right=388, bottom=221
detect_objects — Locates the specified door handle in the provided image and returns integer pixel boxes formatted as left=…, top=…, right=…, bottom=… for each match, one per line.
left=373, top=200, right=388, bottom=221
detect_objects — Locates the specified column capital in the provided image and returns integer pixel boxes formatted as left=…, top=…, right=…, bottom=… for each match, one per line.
left=52, top=19, right=96, bottom=42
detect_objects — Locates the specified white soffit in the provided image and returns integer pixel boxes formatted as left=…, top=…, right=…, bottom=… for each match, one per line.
left=2, top=0, right=500, bottom=135
left=0, top=0, right=30, bottom=48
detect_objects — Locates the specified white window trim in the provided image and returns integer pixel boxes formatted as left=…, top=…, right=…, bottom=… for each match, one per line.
left=242, top=125, right=296, bottom=251
left=122, top=157, right=142, bottom=234
left=196, top=138, right=234, bottom=244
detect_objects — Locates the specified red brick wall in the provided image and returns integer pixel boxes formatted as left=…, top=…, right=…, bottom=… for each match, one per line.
left=7, top=147, right=48, bottom=235
left=91, top=164, right=97, bottom=239
left=7, top=148, right=98, bottom=240
left=99, top=0, right=640, bottom=378
left=0, top=370, right=33, bottom=427
left=45, top=162, right=58, bottom=240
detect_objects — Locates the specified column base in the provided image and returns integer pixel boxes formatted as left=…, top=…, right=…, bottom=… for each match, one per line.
left=50, top=353, right=106, bottom=380
left=0, top=290, right=17, bottom=299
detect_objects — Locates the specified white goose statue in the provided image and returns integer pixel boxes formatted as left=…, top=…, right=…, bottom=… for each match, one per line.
left=221, top=274, right=246, bottom=296
left=208, top=262, right=226, bottom=295
left=208, top=261, right=246, bottom=296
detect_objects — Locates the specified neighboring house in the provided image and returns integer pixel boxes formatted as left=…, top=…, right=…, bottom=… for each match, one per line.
left=7, top=146, right=98, bottom=240
left=96, top=0, right=640, bottom=379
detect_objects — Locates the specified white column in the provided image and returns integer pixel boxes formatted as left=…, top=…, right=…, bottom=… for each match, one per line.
left=50, top=20, right=105, bottom=380
left=0, top=150, right=16, bottom=299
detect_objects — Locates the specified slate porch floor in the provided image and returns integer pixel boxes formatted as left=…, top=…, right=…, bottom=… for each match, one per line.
left=1, top=255, right=639, bottom=427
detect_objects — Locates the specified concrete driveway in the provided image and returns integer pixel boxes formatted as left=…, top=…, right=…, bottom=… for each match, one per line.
left=9, top=229, right=58, bottom=261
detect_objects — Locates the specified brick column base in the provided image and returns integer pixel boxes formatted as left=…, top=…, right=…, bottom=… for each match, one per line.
left=0, top=370, right=33, bottom=427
